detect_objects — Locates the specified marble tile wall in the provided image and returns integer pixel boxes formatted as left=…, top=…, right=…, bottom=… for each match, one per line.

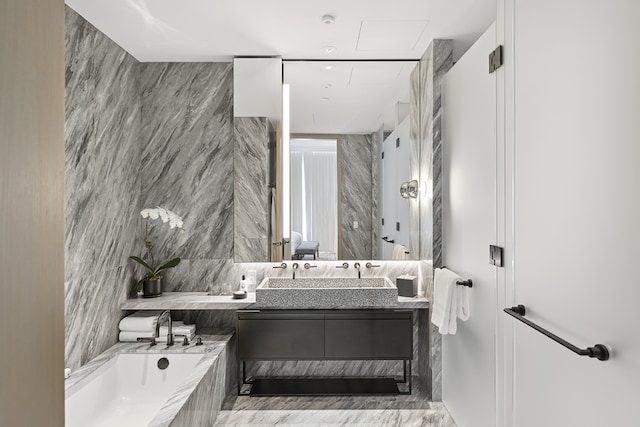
left=233, top=117, right=271, bottom=262
left=64, top=6, right=141, bottom=371
left=139, top=61, right=234, bottom=265
left=340, top=134, right=374, bottom=260
left=415, top=40, right=454, bottom=401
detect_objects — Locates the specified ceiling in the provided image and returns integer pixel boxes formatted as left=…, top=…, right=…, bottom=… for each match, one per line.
left=66, top=0, right=496, bottom=133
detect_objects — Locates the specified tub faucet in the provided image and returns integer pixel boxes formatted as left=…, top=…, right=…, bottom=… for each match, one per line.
left=136, top=337, right=156, bottom=347
left=354, top=262, right=361, bottom=279
left=157, top=310, right=174, bottom=346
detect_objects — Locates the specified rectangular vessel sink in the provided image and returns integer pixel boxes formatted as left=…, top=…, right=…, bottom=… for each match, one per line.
left=256, top=277, right=398, bottom=308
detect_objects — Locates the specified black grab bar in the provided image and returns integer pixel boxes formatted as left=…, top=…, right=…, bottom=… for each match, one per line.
left=504, top=305, right=609, bottom=361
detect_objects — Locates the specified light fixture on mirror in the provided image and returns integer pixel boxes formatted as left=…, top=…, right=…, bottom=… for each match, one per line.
left=407, top=180, right=419, bottom=198
left=400, top=182, right=410, bottom=199
left=400, top=180, right=419, bottom=199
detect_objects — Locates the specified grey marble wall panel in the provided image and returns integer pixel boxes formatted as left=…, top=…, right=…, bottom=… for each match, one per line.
left=64, top=6, right=140, bottom=371
left=416, top=40, right=453, bottom=402
left=340, top=134, right=373, bottom=260
left=370, top=131, right=379, bottom=260
left=234, top=117, right=270, bottom=262
left=431, top=40, right=454, bottom=271
left=139, top=62, right=234, bottom=263
left=409, top=63, right=422, bottom=260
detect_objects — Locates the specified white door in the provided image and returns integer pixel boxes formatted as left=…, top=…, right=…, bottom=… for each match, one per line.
left=504, top=1, right=640, bottom=425
left=441, top=24, right=497, bottom=427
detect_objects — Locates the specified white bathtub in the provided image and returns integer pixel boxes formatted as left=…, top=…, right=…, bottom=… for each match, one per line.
left=65, top=353, right=204, bottom=427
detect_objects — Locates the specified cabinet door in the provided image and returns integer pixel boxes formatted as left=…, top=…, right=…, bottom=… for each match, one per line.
left=237, top=312, right=324, bottom=360
left=324, top=312, right=412, bottom=360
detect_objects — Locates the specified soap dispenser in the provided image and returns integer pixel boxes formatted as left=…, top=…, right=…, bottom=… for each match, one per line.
left=233, top=275, right=248, bottom=299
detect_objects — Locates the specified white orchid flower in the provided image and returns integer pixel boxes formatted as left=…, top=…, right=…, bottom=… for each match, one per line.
left=140, top=207, right=184, bottom=230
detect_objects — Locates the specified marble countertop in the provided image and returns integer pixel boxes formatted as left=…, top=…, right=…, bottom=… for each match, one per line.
left=121, top=292, right=429, bottom=310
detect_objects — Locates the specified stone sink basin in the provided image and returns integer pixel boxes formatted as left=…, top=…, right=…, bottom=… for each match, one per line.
left=255, top=277, right=398, bottom=308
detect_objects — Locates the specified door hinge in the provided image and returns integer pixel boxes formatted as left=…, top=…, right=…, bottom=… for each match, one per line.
left=381, top=151, right=385, bottom=159
left=396, top=138, right=400, bottom=148
left=489, top=45, right=503, bottom=73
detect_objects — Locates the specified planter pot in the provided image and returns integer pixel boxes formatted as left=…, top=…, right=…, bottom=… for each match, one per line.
left=142, top=278, right=162, bottom=298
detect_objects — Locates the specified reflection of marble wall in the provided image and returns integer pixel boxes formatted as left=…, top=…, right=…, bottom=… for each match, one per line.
left=415, top=39, right=454, bottom=401
left=233, top=117, right=271, bottom=262
left=64, top=7, right=141, bottom=370
left=341, top=134, right=374, bottom=260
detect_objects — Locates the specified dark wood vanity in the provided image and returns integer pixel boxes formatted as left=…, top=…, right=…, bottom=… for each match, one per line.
left=236, top=309, right=413, bottom=396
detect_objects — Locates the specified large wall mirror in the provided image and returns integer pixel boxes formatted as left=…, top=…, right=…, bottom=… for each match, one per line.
left=234, top=60, right=421, bottom=262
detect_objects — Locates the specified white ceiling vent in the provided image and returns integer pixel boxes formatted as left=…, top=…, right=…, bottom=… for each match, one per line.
left=356, top=20, right=429, bottom=51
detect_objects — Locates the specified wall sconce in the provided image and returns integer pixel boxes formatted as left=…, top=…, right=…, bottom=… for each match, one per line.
left=400, top=182, right=410, bottom=199
left=400, top=180, right=419, bottom=199
left=407, top=180, right=419, bottom=198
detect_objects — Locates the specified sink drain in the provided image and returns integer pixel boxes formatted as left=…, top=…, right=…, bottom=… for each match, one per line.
left=157, top=357, right=169, bottom=370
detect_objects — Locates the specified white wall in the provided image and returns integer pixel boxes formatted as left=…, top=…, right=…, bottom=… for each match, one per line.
left=233, top=57, right=282, bottom=123
left=505, top=1, right=640, bottom=425
left=0, top=0, right=65, bottom=425
left=441, top=24, right=497, bottom=427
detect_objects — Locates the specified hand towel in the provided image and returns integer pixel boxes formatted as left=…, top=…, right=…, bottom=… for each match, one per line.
left=119, top=311, right=162, bottom=332
left=119, top=331, right=154, bottom=342
left=392, top=244, right=410, bottom=260
left=431, top=268, right=461, bottom=335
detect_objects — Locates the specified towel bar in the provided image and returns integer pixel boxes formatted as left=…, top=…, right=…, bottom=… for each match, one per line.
left=456, top=279, right=473, bottom=288
left=504, top=305, right=609, bottom=361
left=439, top=266, right=473, bottom=288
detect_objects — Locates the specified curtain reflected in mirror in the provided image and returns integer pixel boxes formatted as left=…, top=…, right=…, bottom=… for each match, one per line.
left=290, top=138, right=339, bottom=261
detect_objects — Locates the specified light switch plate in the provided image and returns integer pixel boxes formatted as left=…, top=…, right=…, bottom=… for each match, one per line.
left=353, top=221, right=359, bottom=229
left=247, top=270, right=257, bottom=285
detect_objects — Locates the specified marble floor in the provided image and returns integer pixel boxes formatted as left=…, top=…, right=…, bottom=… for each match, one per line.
left=214, top=379, right=456, bottom=426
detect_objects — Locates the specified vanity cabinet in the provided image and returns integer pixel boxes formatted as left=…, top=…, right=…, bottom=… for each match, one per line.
left=237, top=309, right=413, bottom=395
left=237, top=310, right=412, bottom=361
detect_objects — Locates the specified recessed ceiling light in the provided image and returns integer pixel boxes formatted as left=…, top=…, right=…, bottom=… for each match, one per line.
left=320, top=97, right=330, bottom=101
left=321, top=15, right=335, bottom=25
left=322, top=64, right=335, bottom=71
left=321, top=83, right=332, bottom=89
left=322, top=46, right=337, bottom=54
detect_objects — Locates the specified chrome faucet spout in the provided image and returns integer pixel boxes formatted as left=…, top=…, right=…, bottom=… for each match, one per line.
left=157, top=310, right=174, bottom=346
left=354, top=262, right=361, bottom=279
left=292, top=262, right=299, bottom=279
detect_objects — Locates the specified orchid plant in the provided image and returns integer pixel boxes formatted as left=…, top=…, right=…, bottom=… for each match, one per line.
left=129, top=207, right=184, bottom=292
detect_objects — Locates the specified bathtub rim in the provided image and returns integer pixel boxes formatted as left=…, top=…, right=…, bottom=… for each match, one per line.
left=65, top=330, right=233, bottom=427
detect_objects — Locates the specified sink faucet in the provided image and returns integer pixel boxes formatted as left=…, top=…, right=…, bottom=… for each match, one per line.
left=157, top=310, right=174, bottom=346
left=354, top=262, right=361, bottom=279
left=292, top=262, right=299, bottom=279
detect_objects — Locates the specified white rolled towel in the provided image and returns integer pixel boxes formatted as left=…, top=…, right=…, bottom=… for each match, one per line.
left=157, top=332, right=195, bottom=343
left=119, top=311, right=162, bottom=332
left=431, top=268, right=459, bottom=335
left=158, top=321, right=196, bottom=337
left=119, top=331, right=154, bottom=342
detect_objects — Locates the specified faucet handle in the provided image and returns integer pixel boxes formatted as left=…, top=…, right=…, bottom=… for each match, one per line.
left=182, top=335, right=190, bottom=346
left=365, top=262, right=380, bottom=268
left=304, top=263, right=317, bottom=269
left=336, top=262, right=349, bottom=269
left=273, top=263, right=287, bottom=269
left=195, top=336, right=203, bottom=346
